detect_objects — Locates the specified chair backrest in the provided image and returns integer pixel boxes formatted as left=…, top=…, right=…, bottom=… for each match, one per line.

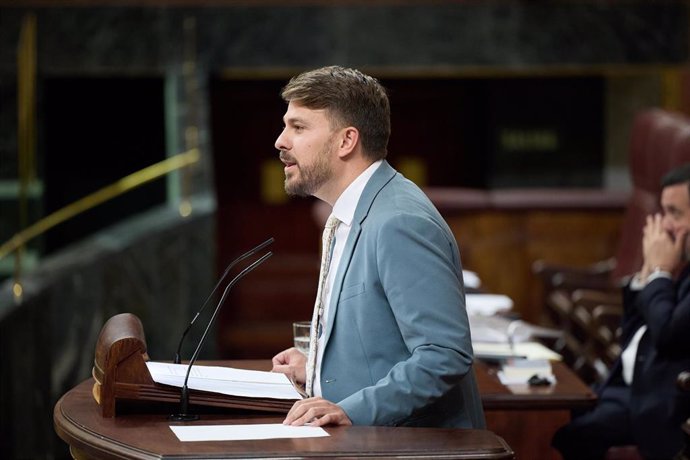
left=611, top=109, right=690, bottom=281
left=668, top=123, right=690, bottom=171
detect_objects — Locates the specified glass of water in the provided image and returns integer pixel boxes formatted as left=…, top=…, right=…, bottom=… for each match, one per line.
left=292, top=321, right=311, bottom=355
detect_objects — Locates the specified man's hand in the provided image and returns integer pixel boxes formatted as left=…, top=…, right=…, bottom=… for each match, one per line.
left=283, top=397, right=352, bottom=427
left=642, top=213, right=687, bottom=274
left=271, top=347, right=307, bottom=386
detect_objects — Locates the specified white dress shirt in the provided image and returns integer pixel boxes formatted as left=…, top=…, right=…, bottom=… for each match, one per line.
left=313, top=160, right=382, bottom=396
left=621, top=269, right=671, bottom=384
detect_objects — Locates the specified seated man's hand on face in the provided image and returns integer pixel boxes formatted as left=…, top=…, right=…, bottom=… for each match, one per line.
left=271, top=347, right=307, bottom=386
left=283, top=397, right=352, bottom=427
left=643, top=213, right=687, bottom=274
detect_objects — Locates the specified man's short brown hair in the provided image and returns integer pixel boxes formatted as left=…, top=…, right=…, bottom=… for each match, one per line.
left=281, top=66, right=390, bottom=161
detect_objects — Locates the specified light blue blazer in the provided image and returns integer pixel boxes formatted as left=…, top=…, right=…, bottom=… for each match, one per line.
left=320, top=160, right=485, bottom=428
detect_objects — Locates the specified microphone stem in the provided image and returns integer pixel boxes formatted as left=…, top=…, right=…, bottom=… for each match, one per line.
left=180, top=385, right=190, bottom=415
left=179, top=251, right=273, bottom=410
left=173, top=237, right=274, bottom=363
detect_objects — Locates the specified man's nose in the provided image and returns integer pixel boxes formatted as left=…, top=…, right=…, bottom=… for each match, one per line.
left=275, top=129, right=289, bottom=151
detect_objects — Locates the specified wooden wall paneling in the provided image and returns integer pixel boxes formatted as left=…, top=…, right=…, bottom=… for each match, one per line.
left=525, top=210, right=624, bottom=323
left=450, top=212, right=529, bottom=311
left=445, top=209, right=624, bottom=324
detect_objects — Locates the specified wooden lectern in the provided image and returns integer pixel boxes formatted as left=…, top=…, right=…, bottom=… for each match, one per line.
left=92, top=312, right=295, bottom=417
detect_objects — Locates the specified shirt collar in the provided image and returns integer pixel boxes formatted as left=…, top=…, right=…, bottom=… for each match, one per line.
left=331, top=160, right=383, bottom=226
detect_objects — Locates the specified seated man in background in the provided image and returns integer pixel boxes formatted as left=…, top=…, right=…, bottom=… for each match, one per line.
left=552, top=163, right=690, bottom=459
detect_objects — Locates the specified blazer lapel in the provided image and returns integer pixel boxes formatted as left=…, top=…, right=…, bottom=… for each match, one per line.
left=322, top=161, right=397, bottom=346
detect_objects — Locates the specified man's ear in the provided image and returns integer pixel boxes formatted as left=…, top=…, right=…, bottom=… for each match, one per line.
left=337, top=127, right=359, bottom=159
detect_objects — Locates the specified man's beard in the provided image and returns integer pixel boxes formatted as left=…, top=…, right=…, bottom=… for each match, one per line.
left=283, top=143, right=334, bottom=197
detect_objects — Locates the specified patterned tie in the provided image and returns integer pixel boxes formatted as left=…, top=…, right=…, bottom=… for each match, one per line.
left=305, top=215, right=340, bottom=397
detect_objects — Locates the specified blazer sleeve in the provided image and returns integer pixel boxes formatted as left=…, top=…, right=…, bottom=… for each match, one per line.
left=620, top=281, right=645, bottom=346
left=337, top=211, right=474, bottom=425
left=637, top=276, right=690, bottom=356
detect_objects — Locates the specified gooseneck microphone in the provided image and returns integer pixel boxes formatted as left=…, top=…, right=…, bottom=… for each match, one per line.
left=169, top=243, right=273, bottom=422
left=173, top=237, right=275, bottom=364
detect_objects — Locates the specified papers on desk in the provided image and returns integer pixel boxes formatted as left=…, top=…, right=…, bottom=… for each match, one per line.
left=465, top=291, right=563, bottom=383
left=146, top=362, right=303, bottom=400
left=473, top=341, right=562, bottom=362
left=469, top=315, right=563, bottom=344
left=470, top=314, right=527, bottom=343
left=497, top=359, right=555, bottom=385
left=170, top=423, right=329, bottom=442
left=468, top=303, right=563, bottom=363
left=465, top=294, right=513, bottom=316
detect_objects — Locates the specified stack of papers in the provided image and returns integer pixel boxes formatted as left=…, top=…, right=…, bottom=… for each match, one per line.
left=146, top=362, right=303, bottom=400
left=498, top=359, right=555, bottom=385
left=470, top=315, right=530, bottom=343
left=473, top=341, right=562, bottom=361
left=469, top=315, right=563, bottom=344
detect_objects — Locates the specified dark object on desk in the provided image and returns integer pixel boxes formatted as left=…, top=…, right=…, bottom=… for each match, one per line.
left=528, top=374, right=552, bottom=386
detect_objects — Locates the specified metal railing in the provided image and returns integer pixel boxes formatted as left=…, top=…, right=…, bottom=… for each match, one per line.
left=0, top=148, right=201, bottom=300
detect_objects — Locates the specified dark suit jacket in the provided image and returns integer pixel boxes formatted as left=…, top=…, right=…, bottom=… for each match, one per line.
left=600, top=265, right=690, bottom=457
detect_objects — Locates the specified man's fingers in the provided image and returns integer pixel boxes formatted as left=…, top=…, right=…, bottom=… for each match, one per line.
left=283, top=398, right=328, bottom=425
left=283, top=398, right=310, bottom=425
left=310, top=412, right=342, bottom=426
left=675, top=229, right=688, bottom=253
left=290, top=407, right=320, bottom=426
left=655, top=213, right=663, bottom=228
left=282, top=398, right=351, bottom=427
left=309, top=413, right=332, bottom=426
left=272, top=363, right=289, bottom=374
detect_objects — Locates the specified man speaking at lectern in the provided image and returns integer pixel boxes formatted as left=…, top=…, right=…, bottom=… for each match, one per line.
left=271, top=66, right=485, bottom=429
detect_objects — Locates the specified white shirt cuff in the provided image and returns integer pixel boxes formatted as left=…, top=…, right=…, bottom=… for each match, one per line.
left=647, top=268, right=672, bottom=283
left=630, top=269, right=672, bottom=290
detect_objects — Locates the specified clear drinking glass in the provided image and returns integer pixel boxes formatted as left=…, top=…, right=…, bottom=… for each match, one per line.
left=292, top=321, right=311, bottom=354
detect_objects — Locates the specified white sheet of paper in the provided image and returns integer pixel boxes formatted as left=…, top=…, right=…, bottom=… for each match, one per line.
left=462, top=270, right=481, bottom=289
left=146, top=362, right=302, bottom=400
left=169, top=423, right=329, bottom=442
left=466, top=293, right=513, bottom=316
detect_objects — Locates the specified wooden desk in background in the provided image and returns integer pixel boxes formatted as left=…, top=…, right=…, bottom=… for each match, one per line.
left=476, top=360, right=597, bottom=460
left=54, top=379, right=513, bottom=460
